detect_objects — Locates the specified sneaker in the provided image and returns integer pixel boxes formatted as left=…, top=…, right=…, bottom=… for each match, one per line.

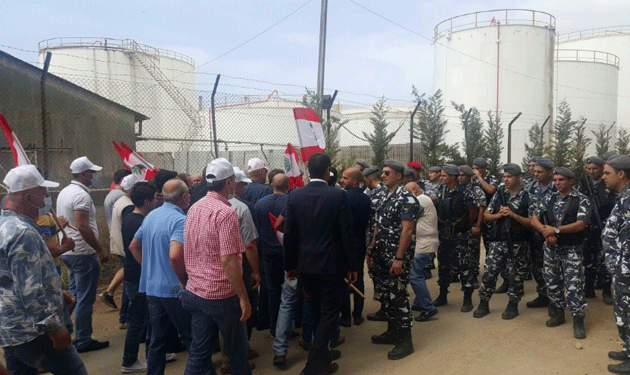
left=415, top=309, right=438, bottom=322
left=273, top=354, right=287, bottom=369
left=100, top=291, right=118, bottom=309
left=165, top=352, right=177, bottom=362
left=121, top=360, right=146, bottom=373
left=77, top=339, right=110, bottom=353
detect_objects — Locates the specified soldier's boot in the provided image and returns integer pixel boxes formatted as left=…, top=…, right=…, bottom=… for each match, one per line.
left=433, top=286, right=449, bottom=307
left=545, top=305, right=566, bottom=327
left=473, top=299, right=490, bottom=318
left=584, top=273, right=596, bottom=298
left=608, top=361, right=630, bottom=375
left=387, top=327, right=414, bottom=360
left=371, top=321, right=397, bottom=345
left=367, top=305, right=388, bottom=321
left=573, top=316, right=586, bottom=339
left=461, top=288, right=474, bottom=313
left=501, top=301, right=519, bottom=320
left=495, top=278, right=509, bottom=294
left=526, top=294, right=549, bottom=308
left=603, top=281, right=614, bottom=306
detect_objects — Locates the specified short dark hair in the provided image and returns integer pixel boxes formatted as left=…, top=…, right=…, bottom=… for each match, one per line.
left=268, top=168, right=284, bottom=184
left=308, top=153, right=330, bottom=180
left=149, top=170, right=178, bottom=192
left=113, top=169, right=131, bottom=185
left=130, top=182, right=157, bottom=208
left=207, top=175, right=235, bottom=192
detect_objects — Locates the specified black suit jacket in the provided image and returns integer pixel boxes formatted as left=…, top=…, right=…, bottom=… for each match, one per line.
left=283, top=181, right=356, bottom=275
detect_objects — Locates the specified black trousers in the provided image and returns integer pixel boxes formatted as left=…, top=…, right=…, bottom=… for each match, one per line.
left=299, top=273, right=344, bottom=375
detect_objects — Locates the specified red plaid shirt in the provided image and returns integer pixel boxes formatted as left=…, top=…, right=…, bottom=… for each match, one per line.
left=184, top=191, right=244, bottom=300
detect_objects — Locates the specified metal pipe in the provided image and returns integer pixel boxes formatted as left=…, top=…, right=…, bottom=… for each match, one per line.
left=211, top=74, right=221, bottom=158
left=40, top=51, right=52, bottom=178
left=540, top=115, right=550, bottom=147
left=496, top=22, right=501, bottom=120
left=463, top=108, right=472, bottom=162
left=409, top=100, right=423, bottom=162
left=507, top=112, right=522, bottom=163
left=316, top=0, right=328, bottom=119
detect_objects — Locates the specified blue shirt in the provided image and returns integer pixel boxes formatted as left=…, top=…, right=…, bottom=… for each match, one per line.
left=255, top=193, right=288, bottom=259
left=242, top=181, right=273, bottom=206
left=0, top=210, right=66, bottom=347
left=135, top=202, right=185, bottom=298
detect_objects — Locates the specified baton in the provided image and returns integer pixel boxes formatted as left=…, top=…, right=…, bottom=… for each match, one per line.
left=345, top=278, right=366, bottom=299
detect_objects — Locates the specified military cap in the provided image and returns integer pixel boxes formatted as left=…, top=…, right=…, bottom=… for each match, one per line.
left=363, top=166, right=380, bottom=177
left=606, top=155, right=630, bottom=170
left=536, top=157, right=554, bottom=170
left=355, top=159, right=370, bottom=169
left=383, top=159, right=405, bottom=173
left=586, top=156, right=605, bottom=166
left=473, top=157, right=488, bottom=168
left=553, top=167, right=575, bottom=179
left=442, top=164, right=459, bottom=176
left=407, top=161, right=423, bottom=170
left=403, top=166, right=415, bottom=177
left=459, top=165, right=474, bottom=176
left=503, top=163, right=522, bottom=176
left=602, top=151, right=618, bottom=161
left=530, top=156, right=540, bottom=163
left=428, top=166, right=442, bottom=172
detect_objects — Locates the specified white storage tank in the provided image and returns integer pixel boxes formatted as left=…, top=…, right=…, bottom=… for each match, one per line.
left=555, top=49, right=619, bottom=157
left=434, top=9, right=556, bottom=163
left=38, top=37, right=199, bottom=154
left=558, top=26, right=630, bottom=133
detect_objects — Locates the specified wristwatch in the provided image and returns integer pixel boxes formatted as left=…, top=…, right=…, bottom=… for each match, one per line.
left=394, top=256, right=404, bottom=261
left=554, top=227, right=560, bottom=234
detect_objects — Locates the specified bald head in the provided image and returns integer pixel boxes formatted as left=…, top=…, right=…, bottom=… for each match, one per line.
left=405, top=182, right=422, bottom=197
left=162, top=179, right=189, bottom=203
left=272, top=173, right=289, bottom=193
left=341, top=168, right=364, bottom=189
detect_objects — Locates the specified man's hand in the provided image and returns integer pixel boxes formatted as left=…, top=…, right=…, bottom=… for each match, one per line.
left=473, top=169, right=482, bottom=179
left=286, top=270, right=298, bottom=280
left=471, top=226, right=481, bottom=237
left=545, top=235, right=558, bottom=245
left=251, top=272, right=261, bottom=290
left=239, top=297, right=252, bottom=322
left=367, top=256, right=375, bottom=269
left=56, top=215, right=69, bottom=229
left=62, top=290, right=76, bottom=309
left=540, top=225, right=556, bottom=238
left=60, top=236, right=75, bottom=253
left=346, top=271, right=358, bottom=285
left=48, top=326, right=72, bottom=349
left=499, top=206, right=513, bottom=217
left=390, top=259, right=404, bottom=275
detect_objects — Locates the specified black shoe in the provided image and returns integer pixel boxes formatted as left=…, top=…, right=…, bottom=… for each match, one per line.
left=371, top=322, right=397, bottom=345
left=367, top=309, right=388, bottom=321
left=609, top=351, right=630, bottom=361
left=387, top=328, right=414, bottom=360
left=339, top=317, right=352, bottom=327
left=472, top=278, right=480, bottom=289
left=415, top=309, right=438, bottom=322
left=501, top=301, right=519, bottom=320
left=99, top=291, right=118, bottom=309
left=473, top=299, right=490, bottom=318
left=545, top=305, right=566, bottom=327
left=76, top=339, right=110, bottom=353
left=461, top=288, right=474, bottom=313
left=424, top=269, right=432, bottom=279
left=411, top=305, right=421, bottom=312
left=433, top=288, right=448, bottom=307
left=331, top=349, right=341, bottom=360
left=604, top=292, right=614, bottom=306
left=585, top=288, right=596, bottom=298
left=573, top=316, right=586, bottom=339
left=353, top=316, right=365, bottom=326
left=494, top=280, right=509, bottom=294
left=273, top=355, right=287, bottom=369
left=608, top=360, right=630, bottom=374
left=526, top=294, right=549, bottom=308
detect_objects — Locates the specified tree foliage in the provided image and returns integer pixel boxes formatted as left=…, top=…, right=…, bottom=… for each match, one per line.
left=302, top=87, right=346, bottom=168
left=569, top=117, right=591, bottom=182
left=521, top=121, right=547, bottom=168
left=484, top=111, right=504, bottom=179
left=452, top=102, right=485, bottom=165
left=363, top=97, right=398, bottom=168
left=592, top=123, right=613, bottom=157
left=550, top=100, right=576, bottom=168
left=617, top=126, right=630, bottom=155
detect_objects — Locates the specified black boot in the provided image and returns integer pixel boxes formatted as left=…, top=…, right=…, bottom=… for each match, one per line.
left=526, top=294, right=549, bottom=308
left=371, top=321, right=397, bottom=345
left=387, top=327, right=414, bottom=360
left=608, top=361, right=630, bottom=375
left=473, top=299, right=490, bottom=318
left=433, top=286, right=448, bottom=307
left=367, top=305, right=388, bottom=321
left=603, top=281, right=614, bottom=306
left=573, top=315, right=586, bottom=339
left=461, top=288, right=474, bottom=313
left=502, top=301, right=519, bottom=320
left=584, top=273, right=596, bottom=298
left=546, top=304, right=566, bottom=327
left=495, top=278, right=509, bottom=294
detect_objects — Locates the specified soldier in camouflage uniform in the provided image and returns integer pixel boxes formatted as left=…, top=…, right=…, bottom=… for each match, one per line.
left=424, top=166, right=442, bottom=203
left=472, top=158, right=499, bottom=285
left=368, top=159, right=420, bottom=360
left=458, top=165, right=486, bottom=288
left=579, top=156, right=617, bottom=304
left=474, top=164, right=531, bottom=320
left=433, top=165, right=475, bottom=312
left=521, top=156, right=539, bottom=192
left=601, top=155, right=630, bottom=374
left=531, top=167, right=589, bottom=339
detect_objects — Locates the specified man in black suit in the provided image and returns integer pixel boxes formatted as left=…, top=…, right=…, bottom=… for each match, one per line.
left=284, top=153, right=357, bottom=375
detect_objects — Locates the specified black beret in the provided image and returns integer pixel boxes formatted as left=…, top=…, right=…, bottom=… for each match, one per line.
left=586, top=156, right=604, bottom=166
left=607, top=155, right=630, bottom=170
left=363, top=166, right=380, bottom=177
left=459, top=165, right=474, bottom=176
left=473, top=157, right=488, bottom=168
left=428, top=166, right=442, bottom=172
left=355, top=159, right=370, bottom=168
left=442, top=164, right=459, bottom=176
left=536, top=157, right=554, bottom=170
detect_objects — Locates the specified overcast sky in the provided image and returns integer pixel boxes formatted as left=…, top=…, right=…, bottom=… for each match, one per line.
left=3, top=0, right=630, bottom=109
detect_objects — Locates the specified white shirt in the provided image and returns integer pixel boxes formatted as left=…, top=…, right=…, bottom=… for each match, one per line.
left=56, top=181, right=98, bottom=256
left=414, top=194, right=439, bottom=254
left=110, top=195, right=133, bottom=256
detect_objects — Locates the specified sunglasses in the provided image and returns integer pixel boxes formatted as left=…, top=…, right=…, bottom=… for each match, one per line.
left=382, top=170, right=391, bottom=176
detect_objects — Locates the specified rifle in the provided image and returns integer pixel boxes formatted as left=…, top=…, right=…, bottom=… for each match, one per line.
left=582, top=177, right=603, bottom=229
left=497, top=187, right=514, bottom=255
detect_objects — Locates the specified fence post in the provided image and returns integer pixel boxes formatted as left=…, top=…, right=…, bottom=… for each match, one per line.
left=40, top=52, right=52, bottom=178
left=409, top=100, right=422, bottom=162
left=211, top=74, right=221, bottom=159
left=507, top=112, right=522, bottom=163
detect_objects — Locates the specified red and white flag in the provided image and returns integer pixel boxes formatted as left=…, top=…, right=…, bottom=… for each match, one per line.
left=283, top=143, right=304, bottom=191
left=112, top=141, right=159, bottom=181
left=0, top=114, right=30, bottom=166
left=293, top=108, right=325, bottom=162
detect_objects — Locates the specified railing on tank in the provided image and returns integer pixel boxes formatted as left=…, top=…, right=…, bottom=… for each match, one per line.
left=556, top=49, right=620, bottom=68
left=558, top=25, right=630, bottom=43
left=434, top=9, right=556, bottom=40
left=38, top=37, right=195, bottom=66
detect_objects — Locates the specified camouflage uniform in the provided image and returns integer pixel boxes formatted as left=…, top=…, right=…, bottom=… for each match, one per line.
left=602, top=184, right=630, bottom=355
left=473, top=173, right=499, bottom=277
left=437, top=184, right=473, bottom=290
left=367, top=183, right=388, bottom=302
left=536, top=189, right=590, bottom=317
left=478, top=185, right=531, bottom=302
left=424, top=180, right=441, bottom=199
left=371, top=185, right=421, bottom=329
left=522, top=175, right=534, bottom=192
left=463, top=182, right=487, bottom=280
left=528, top=181, right=556, bottom=297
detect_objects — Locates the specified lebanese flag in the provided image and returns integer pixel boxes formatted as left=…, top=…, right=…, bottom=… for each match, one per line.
left=112, top=141, right=159, bottom=181
left=293, top=108, right=325, bottom=162
left=268, top=212, right=284, bottom=245
left=284, top=143, right=304, bottom=191
left=0, top=114, right=30, bottom=166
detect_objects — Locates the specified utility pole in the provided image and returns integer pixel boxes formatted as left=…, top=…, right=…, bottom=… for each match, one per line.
left=316, top=0, right=328, bottom=120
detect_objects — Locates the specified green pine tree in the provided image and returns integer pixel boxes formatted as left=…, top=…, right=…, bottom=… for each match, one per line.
left=521, top=121, right=547, bottom=169
left=616, top=126, right=630, bottom=155
left=452, top=102, right=485, bottom=165
left=569, top=117, right=591, bottom=182
left=592, top=123, right=613, bottom=157
left=484, top=111, right=504, bottom=179
left=302, top=87, right=346, bottom=168
left=550, top=100, right=576, bottom=168
left=363, top=97, right=398, bottom=168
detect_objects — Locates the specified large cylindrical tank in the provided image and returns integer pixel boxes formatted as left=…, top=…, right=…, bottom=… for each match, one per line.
left=558, top=26, right=630, bottom=135
left=38, top=38, right=197, bottom=154
left=434, top=9, right=556, bottom=163
left=555, top=49, right=619, bottom=156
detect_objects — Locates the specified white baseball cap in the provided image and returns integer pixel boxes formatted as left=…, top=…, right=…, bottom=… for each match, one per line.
left=247, top=158, right=266, bottom=172
left=70, top=156, right=103, bottom=174
left=206, top=158, right=235, bottom=183
left=3, top=165, right=59, bottom=193
left=234, top=167, right=252, bottom=183
left=121, top=174, right=140, bottom=191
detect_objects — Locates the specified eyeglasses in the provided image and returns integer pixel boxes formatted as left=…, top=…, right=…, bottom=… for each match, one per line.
left=382, top=170, right=391, bottom=176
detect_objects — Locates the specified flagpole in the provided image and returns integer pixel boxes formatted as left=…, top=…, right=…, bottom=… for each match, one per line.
left=316, top=0, right=328, bottom=120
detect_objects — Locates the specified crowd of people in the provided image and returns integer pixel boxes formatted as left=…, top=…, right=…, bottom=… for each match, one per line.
left=2, top=150, right=630, bottom=375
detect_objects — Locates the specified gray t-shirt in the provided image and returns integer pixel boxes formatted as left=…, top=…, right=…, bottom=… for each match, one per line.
left=228, top=196, right=258, bottom=246
left=104, top=188, right=125, bottom=230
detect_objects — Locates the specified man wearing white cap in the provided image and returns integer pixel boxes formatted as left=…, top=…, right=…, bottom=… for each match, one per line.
left=0, top=165, right=86, bottom=374
left=242, top=157, right=273, bottom=206
left=178, top=159, right=252, bottom=375
left=56, top=156, right=110, bottom=353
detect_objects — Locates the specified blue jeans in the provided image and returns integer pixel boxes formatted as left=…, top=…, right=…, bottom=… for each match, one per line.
left=410, top=253, right=437, bottom=312
left=147, top=296, right=193, bottom=375
left=61, top=254, right=100, bottom=348
left=181, top=291, right=251, bottom=375
left=273, top=275, right=300, bottom=355
left=122, top=281, right=148, bottom=367
left=4, top=334, right=87, bottom=375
